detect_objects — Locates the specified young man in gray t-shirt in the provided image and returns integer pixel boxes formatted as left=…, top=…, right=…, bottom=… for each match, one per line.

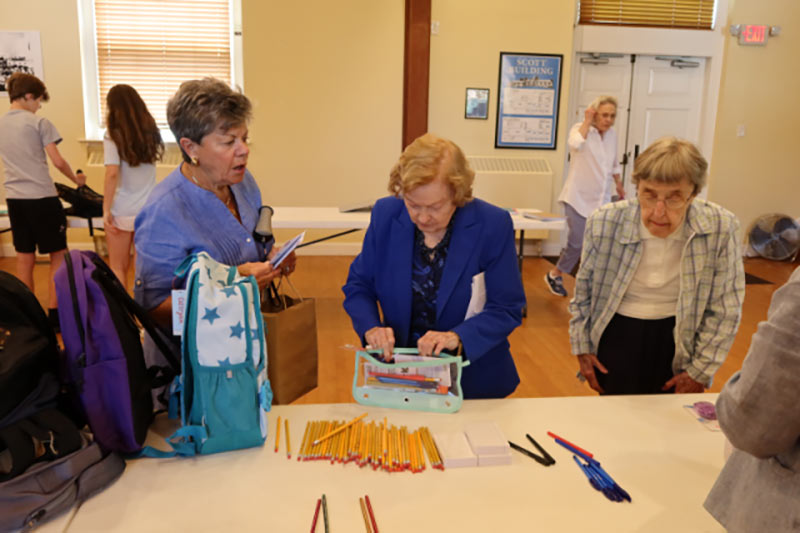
left=0, top=73, right=85, bottom=327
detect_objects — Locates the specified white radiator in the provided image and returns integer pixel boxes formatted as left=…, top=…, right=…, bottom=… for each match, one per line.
left=467, top=156, right=553, bottom=211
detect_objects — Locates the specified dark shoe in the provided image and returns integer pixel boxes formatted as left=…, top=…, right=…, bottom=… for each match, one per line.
left=48, top=308, right=60, bottom=334
left=544, top=272, right=567, bottom=297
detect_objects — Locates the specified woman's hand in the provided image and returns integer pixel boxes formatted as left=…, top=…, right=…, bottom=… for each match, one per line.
left=577, top=353, right=608, bottom=394
left=238, top=260, right=280, bottom=289
left=365, top=326, right=395, bottom=360
left=102, top=211, right=120, bottom=235
left=417, top=330, right=460, bottom=357
left=662, top=371, right=705, bottom=393
left=266, top=246, right=297, bottom=276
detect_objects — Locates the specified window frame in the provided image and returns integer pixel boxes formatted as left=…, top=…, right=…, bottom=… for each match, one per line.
left=76, top=0, right=244, bottom=142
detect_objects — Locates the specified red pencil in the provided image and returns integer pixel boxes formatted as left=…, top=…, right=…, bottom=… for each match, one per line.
left=365, top=495, right=379, bottom=533
left=546, top=431, right=593, bottom=458
left=310, top=498, right=321, bottom=532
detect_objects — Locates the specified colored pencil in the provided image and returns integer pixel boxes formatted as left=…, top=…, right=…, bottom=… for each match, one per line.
left=546, top=431, right=593, bottom=458
left=310, top=498, right=321, bottom=532
left=313, top=413, right=368, bottom=446
left=365, top=495, right=379, bottom=533
left=285, top=418, right=291, bottom=459
left=322, top=494, right=329, bottom=533
left=359, top=497, right=372, bottom=532
left=275, top=415, right=281, bottom=453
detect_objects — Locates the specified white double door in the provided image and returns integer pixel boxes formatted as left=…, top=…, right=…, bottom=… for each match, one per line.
left=571, top=53, right=706, bottom=198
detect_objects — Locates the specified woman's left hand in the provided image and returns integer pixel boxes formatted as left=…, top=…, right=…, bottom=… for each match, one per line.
left=662, top=371, right=705, bottom=393
left=417, top=330, right=460, bottom=357
left=266, top=246, right=297, bottom=276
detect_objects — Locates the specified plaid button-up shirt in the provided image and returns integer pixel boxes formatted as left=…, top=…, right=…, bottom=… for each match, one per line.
left=569, top=198, right=745, bottom=386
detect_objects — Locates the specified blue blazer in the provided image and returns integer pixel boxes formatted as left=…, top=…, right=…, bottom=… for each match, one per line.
left=342, top=196, right=526, bottom=399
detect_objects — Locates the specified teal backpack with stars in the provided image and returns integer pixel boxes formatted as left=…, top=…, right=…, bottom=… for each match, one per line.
left=165, top=252, right=272, bottom=456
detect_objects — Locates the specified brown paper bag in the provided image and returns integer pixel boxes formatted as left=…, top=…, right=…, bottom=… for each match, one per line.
left=261, top=284, right=318, bottom=404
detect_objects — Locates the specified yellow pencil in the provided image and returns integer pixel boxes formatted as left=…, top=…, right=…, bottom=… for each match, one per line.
left=274, top=415, right=281, bottom=453
left=359, top=497, right=373, bottom=533
left=298, top=421, right=310, bottom=460
left=312, top=413, right=368, bottom=446
left=285, top=418, right=291, bottom=459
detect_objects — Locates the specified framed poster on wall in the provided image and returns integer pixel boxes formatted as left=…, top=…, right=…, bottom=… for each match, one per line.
left=0, top=31, right=44, bottom=92
left=495, top=52, right=562, bottom=149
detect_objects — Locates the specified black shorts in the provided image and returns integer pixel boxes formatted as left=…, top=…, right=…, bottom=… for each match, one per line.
left=6, top=197, right=68, bottom=254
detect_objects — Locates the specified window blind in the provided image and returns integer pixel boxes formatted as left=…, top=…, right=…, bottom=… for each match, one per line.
left=94, top=0, right=232, bottom=127
left=578, top=1, right=715, bottom=30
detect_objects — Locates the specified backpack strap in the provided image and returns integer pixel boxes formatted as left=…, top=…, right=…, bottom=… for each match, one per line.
left=87, top=254, right=181, bottom=374
left=63, top=251, right=88, bottom=392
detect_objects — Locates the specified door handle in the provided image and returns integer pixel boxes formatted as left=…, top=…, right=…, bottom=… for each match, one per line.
left=621, top=153, right=628, bottom=166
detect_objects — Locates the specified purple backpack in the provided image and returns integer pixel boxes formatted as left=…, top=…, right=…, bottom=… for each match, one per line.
left=55, top=250, right=179, bottom=454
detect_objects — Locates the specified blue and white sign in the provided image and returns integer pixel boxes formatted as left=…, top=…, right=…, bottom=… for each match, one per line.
left=495, top=53, right=563, bottom=149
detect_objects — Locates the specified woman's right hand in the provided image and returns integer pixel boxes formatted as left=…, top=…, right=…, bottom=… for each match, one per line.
left=103, top=211, right=120, bottom=235
left=577, top=353, right=608, bottom=394
left=238, top=260, right=281, bottom=289
left=364, top=326, right=395, bottom=360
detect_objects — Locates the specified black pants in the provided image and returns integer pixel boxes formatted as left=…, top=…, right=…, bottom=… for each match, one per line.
left=596, top=313, right=676, bottom=395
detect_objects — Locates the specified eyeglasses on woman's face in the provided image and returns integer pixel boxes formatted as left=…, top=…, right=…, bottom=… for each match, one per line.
left=637, top=189, right=692, bottom=210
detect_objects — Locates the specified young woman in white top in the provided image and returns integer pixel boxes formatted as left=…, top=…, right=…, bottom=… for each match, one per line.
left=103, top=84, right=163, bottom=289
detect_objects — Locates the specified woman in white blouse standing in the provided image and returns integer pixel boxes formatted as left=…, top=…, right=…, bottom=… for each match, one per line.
left=102, top=84, right=163, bottom=288
left=545, top=96, right=624, bottom=297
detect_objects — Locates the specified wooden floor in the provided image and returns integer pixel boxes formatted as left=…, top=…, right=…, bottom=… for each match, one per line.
left=2, top=253, right=796, bottom=405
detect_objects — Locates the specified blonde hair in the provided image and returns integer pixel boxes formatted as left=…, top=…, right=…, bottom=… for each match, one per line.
left=589, top=95, right=618, bottom=111
left=632, top=137, right=707, bottom=194
left=388, top=133, right=474, bottom=207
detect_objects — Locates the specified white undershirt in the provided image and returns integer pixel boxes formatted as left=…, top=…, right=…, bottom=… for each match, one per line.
left=617, top=219, right=686, bottom=320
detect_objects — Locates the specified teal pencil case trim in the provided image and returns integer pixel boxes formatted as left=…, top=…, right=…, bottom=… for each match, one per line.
left=352, top=348, right=470, bottom=414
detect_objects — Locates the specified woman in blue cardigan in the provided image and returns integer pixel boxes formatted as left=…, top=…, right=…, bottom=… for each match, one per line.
left=342, top=134, right=526, bottom=399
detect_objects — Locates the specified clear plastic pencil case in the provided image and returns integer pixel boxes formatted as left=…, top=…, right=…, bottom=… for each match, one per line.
left=352, top=348, right=470, bottom=414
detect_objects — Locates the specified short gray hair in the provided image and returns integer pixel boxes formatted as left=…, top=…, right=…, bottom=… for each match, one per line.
left=632, top=137, right=708, bottom=194
left=167, top=78, right=252, bottom=163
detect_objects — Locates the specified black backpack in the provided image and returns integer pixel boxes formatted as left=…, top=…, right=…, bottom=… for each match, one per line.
left=0, top=272, right=124, bottom=530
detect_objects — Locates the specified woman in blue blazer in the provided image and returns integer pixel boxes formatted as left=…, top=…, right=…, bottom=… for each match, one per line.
left=342, top=134, right=526, bottom=399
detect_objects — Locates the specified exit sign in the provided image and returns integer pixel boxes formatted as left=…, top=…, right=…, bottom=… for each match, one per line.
left=738, top=24, right=769, bottom=46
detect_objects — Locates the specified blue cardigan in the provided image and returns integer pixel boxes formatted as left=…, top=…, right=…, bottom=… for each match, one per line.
left=342, top=196, right=526, bottom=399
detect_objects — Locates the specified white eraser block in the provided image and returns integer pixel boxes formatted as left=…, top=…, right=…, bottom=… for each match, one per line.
left=433, top=431, right=478, bottom=468
left=478, top=450, right=513, bottom=467
left=464, top=421, right=509, bottom=456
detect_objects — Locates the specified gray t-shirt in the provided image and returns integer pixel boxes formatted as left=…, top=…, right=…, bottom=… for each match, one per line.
left=0, top=109, right=62, bottom=199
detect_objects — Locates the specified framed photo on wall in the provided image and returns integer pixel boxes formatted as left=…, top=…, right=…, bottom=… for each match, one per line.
left=0, top=31, right=44, bottom=92
left=495, top=52, right=563, bottom=149
left=465, top=88, right=489, bottom=119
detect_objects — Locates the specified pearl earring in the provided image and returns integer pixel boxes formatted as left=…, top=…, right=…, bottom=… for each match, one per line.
left=191, top=157, right=199, bottom=166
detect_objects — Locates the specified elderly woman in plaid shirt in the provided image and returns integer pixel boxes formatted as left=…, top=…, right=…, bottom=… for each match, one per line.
left=569, top=137, right=745, bottom=394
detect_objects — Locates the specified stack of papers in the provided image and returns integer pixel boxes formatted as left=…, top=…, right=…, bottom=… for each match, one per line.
left=433, top=421, right=511, bottom=468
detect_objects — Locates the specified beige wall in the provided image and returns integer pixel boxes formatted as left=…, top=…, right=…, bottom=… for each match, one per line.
left=428, top=0, right=576, bottom=206
left=708, top=0, right=800, bottom=232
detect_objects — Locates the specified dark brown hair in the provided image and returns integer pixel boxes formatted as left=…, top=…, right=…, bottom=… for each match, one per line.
left=106, top=84, right=164, bottom=167
left=6, top=72, right=49, bottom=102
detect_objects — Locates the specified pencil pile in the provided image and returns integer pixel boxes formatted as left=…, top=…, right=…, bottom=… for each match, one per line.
left=297, top=415, right=444, bottom=472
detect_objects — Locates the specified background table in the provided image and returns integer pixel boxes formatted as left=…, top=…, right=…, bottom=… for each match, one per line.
left=64, top=394, right=726, bottom=532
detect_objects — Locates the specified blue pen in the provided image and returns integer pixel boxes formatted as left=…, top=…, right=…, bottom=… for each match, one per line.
left=572, top=456, right=620, bottom=502
left=588, top=462, right=632, bottom=502
left=554, top=437, right=599, bottom=465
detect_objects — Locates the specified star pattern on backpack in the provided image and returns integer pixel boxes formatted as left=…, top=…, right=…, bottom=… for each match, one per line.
left=221, top=287, right=237, bottom=298
left=202, top=307, right=221, bottom=325
left=229, top=321, right=244, bottom=339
